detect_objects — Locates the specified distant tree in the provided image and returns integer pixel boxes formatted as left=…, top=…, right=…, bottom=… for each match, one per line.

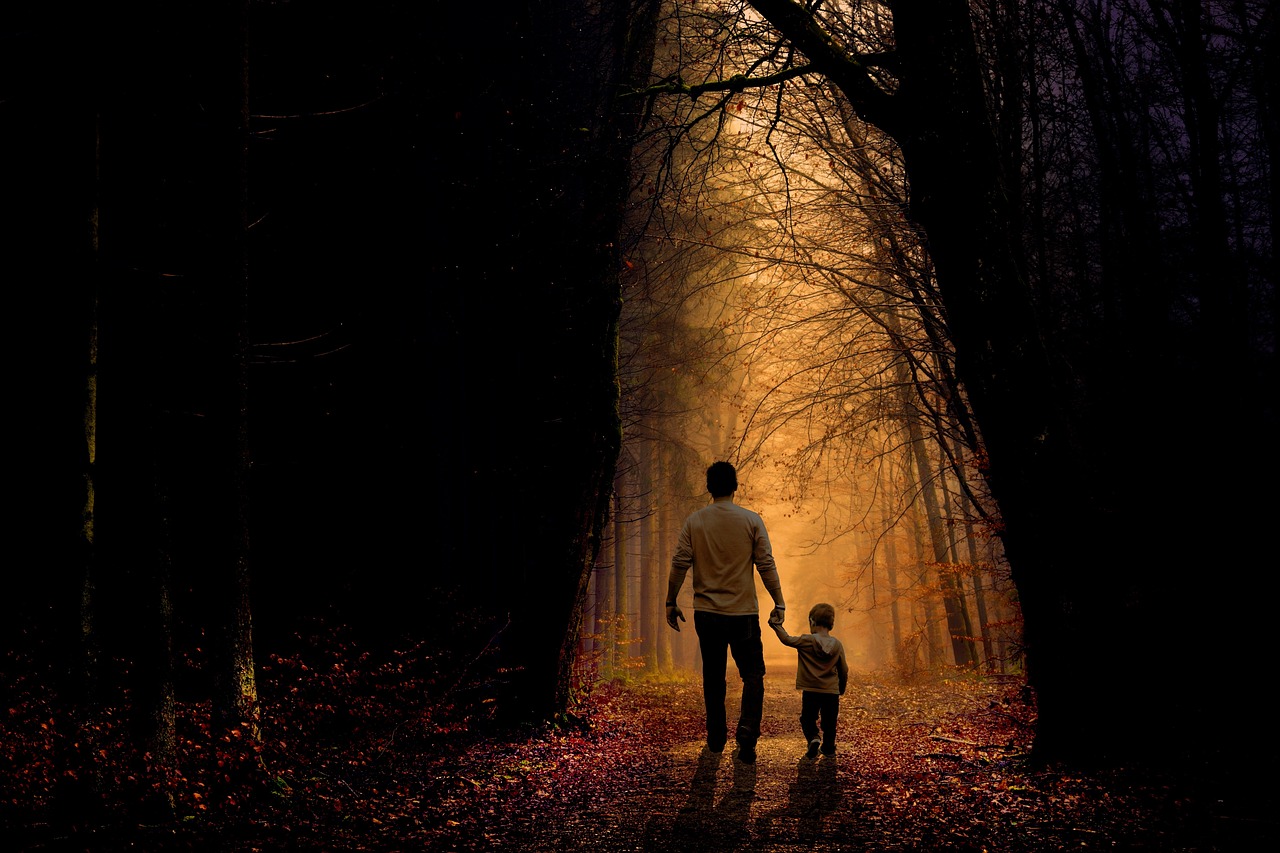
left=900, top=355, right=975, bottom=669
left=613, top=472, right=631, bottom=674
left=638, top=441, right=660, bottom=671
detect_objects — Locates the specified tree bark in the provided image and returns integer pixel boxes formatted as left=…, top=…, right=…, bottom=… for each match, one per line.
left=744, top=0, right=1117, bottom=763
left=639, top=442, right=658, bottom=670
left=426, top=0, right=657, bottom=723
left=613, top=481, right=630, bottom=674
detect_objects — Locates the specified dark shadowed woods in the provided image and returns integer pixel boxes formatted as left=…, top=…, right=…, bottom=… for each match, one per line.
left=8, top=0, right=640, bottom=712
left=3, top=0, right=1279, bottom=850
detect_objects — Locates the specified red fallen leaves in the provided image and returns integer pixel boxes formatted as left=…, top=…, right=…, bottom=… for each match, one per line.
left=2, top=630, right=1271, bottom=852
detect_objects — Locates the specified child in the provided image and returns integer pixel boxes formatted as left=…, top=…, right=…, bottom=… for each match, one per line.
left=769, top=602, right=848, bottom=757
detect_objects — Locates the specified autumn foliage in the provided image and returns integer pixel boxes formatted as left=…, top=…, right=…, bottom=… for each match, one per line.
left=5, top=619, right=1272, bottom=851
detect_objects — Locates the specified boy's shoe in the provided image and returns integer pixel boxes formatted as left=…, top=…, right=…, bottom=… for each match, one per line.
left=820, top=743, right=836, bottom=756
left=806, top=738, right=821, bottom=758
left=707, top=739, right=726, bottom=753
left=737, top=744, right=757, bottom=764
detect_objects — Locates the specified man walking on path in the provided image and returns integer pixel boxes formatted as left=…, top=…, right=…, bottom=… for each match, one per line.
left=666, top=461, right=786, bottom=764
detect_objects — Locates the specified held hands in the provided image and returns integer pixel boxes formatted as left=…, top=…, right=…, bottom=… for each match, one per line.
left=666, top=604, right=686, bottom=632
left=768, top=606, right=785, bottom=627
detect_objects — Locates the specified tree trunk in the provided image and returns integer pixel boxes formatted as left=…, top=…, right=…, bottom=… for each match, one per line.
left=746, top=0, right=1155, bottom=765
left=905, top=499, right=943, bottom=668
left=898, top=354, right=974, bottom=669
left=890, top=0, right=1137, bottom=760
left=597, top=538, right=616, bottom=677
left=138, top=456, right=177, bottom=817
left=614, top=481, right=631, bottom=673
left=877, top=468, right=904, bottom=672
left=639, top=442, right=658, bottom=670
left=425, top=0, right=654, bottom=724
left=952, top=438, right=996, bottom=670
left=939, top=462, right=980, bottom=668
left=655, top=443, right=674, bottom=672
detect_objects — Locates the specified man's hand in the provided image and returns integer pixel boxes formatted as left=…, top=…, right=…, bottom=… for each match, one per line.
left=769, top=606, right=785, bottom=626
left=666, top=604, right=686, bottom=632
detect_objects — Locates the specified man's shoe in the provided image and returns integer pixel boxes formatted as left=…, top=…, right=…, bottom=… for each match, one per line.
left=707, top=739, right=726, bottom=753
left=737, top=744, right=757, bottom=764
left=820, top=743, right=836, bottom=757
left=806, top=738, right=821, bottom=758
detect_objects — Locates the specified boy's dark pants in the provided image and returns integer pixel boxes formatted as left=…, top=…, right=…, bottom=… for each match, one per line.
left=694, top=611, right=765, bottom=750
left=800, top=690, right=839, bottom=750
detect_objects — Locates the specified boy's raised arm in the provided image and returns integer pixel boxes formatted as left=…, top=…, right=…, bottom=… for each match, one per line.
left=769, top=617, right=801, bottom=646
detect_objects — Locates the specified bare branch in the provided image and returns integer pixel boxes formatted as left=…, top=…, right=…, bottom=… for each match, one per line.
left=626, top=63, right=818, bottom=100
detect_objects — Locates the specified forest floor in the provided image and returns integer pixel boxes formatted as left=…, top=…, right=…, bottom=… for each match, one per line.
left=10, top=659, right=1277, bottom=852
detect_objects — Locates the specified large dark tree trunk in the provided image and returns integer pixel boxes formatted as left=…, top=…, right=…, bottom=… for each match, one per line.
left=745, top=0, right=1277, bottom=779
left=239, top=0, right=658, bottom=723
left=879, top=4, right=1076, bottom=727
left=888, top=0, right=1275, bottom=778
left=94, top=0, right=258, bottom=736
left=396, top=0, right=659, bottom=723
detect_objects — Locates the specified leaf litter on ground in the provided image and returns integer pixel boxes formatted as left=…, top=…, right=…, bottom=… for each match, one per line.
left=5, top=629, right=1277, bottom=852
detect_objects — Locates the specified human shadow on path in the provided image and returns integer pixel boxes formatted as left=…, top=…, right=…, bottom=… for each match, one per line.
left=752, top=753, right=842, bottom=847
left=645, top=748, right=757, bottom=851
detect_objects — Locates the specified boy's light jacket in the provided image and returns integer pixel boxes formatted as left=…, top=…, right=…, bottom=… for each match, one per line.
left=772, top=625, right=848, bottom=695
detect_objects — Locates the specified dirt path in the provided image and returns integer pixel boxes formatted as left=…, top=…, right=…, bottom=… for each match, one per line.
left=554, top=668, right=878, bottom=853
left=429, top=667, right=1275, bottom=852
left=542, top=667, right=1032, bottom=852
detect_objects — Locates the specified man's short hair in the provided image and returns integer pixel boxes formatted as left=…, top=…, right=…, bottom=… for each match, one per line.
left=706, top=461, right=738, bottom=497
left=809, top=602, right=836, bottom=629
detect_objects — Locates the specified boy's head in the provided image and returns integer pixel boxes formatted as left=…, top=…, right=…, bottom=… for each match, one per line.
left=808, top=602, right=836, bottom=630
left=706, top=461, right=738, bottom=497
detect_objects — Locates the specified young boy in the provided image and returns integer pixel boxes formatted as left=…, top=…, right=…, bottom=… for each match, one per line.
left=769, top=602, right=848, bottom=757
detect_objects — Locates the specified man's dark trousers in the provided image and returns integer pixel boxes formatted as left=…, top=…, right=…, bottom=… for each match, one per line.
left=694, top=610, right=766, bottom=750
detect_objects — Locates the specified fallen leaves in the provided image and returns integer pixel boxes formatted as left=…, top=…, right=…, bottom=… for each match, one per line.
left=3, top=629, right=1275, bottom=851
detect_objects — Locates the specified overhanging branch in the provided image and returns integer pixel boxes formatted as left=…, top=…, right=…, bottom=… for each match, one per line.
left=746, top=0, right=899, bottom=133
left=626, top=63, right=817, bottom=100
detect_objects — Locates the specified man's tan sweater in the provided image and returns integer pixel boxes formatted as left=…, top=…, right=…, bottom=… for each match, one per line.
left=668, top=496, right=783, bottom=616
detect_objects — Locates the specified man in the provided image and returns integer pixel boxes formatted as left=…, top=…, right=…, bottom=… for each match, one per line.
left=666, top=461, right=785, bottom=764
